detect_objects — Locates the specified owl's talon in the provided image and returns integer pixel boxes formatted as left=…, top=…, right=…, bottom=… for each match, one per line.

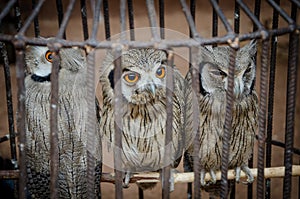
left=235, top=167, right=241, bottom=183
left=200, top=169, right=206, bottom=186
left=242, top=165, right=254, bottom=184
left=123, top=172, right=131, bottom=188
left=209, top=169, right=217, bottom=184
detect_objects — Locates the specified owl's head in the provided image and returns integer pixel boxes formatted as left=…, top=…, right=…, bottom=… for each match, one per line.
left=103, top=48, right=168, bottom=104
left=199, top=40, right=257, bottom=99
left=25, top=38, right=86, bottom=83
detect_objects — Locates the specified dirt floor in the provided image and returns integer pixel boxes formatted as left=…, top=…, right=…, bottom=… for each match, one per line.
left=0, top=0, right=300, bottom=198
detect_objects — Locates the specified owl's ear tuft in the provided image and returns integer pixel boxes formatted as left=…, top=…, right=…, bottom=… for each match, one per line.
left=243, top=39, right=257, bottom=57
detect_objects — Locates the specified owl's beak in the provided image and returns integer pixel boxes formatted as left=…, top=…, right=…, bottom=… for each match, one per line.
left=234, top=76, right=244, bottom=97
left=148, top=84, right=156, bottom=95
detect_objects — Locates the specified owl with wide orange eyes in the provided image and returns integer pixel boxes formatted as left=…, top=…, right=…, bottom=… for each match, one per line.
left=24, top=39, right=102, bottom=198
left=99, top=48, right=189, bottom=190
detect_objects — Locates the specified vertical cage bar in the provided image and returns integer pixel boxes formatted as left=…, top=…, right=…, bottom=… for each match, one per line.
left=187, top=1, right=196, bottom=198
left=212, top=0, right=218, bottom=46
left=162, top=50, right=174, bottom=199
left=1, top=42, right=18, bottom=169
left=102, top=0, right=111, bottom=40
left=159, top=0, right=165, bottom=39
left=14, top=0, right=22, bottom=32
left=146, top=0, right=160, bottom=41
left=120, top=0, right=127, bottom=41
left=253, top=0, right=261, bottom=32
left=50, top=50, right=60, bottom=199
left=234, top=1, right=240, bottom=34
left=257, top=39, right=269, bottom=199
left=113, top=46, right=123, bottom=199
left=179, top=0, right=200, bottom=39
left=86, top=50, right=98, bottom=199
left=127, top=0, right=135, bottom=40
left=191, top=46, right=201, bottom=199
left=15, top=44, right=26, bottom=199
left=220, top=47, right=236, bottom=199
left=32, top=0, right=40, bottom=37
left=56, top=0, right=66, bottom=39
left=266, top=1, right=280, bottom=198
left=56, top=0, right=77, bottom=39
left=91, top=0, right=103, bottom=40
left=18, top=0, right=45, bottom=35
left=80, top=0, right=89, bottom=40
left=0, top=0, right=17, bottom=24
left=283, top=8, right=299, bottom=198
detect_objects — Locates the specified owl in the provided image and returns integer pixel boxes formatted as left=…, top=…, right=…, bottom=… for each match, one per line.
left=24, top=39, right=102, bottom=198
left=99, top=48, right=188, bottom=189
left=184, top=40, right=258, bottom=197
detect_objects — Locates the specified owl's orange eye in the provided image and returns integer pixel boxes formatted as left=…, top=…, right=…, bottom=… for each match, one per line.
left=124, top=72, right=139, bottom=83
left=156, top=66, right=165, bottom=79
left=45, top=51, right=53, bottom=63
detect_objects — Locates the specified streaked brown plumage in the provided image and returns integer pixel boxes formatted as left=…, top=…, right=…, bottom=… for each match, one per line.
left=25, top=41, right=101, bottom=198
left=184, top=41, right=258, bottom=197
left=99, top=48, right=187, bottom=189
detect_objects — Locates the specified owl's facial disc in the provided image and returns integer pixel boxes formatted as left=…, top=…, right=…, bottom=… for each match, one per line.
left=30, top=50, right=54, bottom=82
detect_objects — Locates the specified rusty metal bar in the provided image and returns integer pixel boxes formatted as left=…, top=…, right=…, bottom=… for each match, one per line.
left=145, top=0, right=160, bottom=41
left=14, top=42, right=26, bottom=199
left=267, top=0, right=295, bottom=25
left=127, top=0, right=135, bottom=40
left=162, top=50, right=174, bottom=199
left=220, top=47, right=236, bottom=199
left=187, top=1, right=196, bottom=198
left=0, top=0, right=17, bottom=25
left=266, top=1, right=280, bottom=198
left=210, top=0, right=233, bottom=34
left=290, top=0, right=300, bottom=8
left=56, top=0, right=66, bottom=39
left=257, top=39, right=270, bottom=199
left=179, top=0, right=200, bottom=39
left=91, top=0, right=103, bottom=40
left=32, top=0, right=40, bottom=37
left=56, top=0, right=77, bottom=39
left=191, top=46, right=201, bottom=199
left=1, top=42, right=18, bottom=169
left=18, top=0, right=46, bottom=35
left=102, top=0, right=110, bottom=40
left=113, top=46, right=123, bottom=199
left=212, top=0, right=218, bottom=40
left=252, top=0, right=261, bottom=32
left=237, top=0, right=265, bottom=32
left=159, top=0, right=165, bottom=39
left=86, top=50, right=98, bottom=198
left=80, top=0, right=89, bottom=40
left=14, top=0, right=22, bottom=32
left=270, top=140, right=300, bottom=155
left=120, top=0, right=127, bottom=41
left=234, top=1, right=240, bottom=34
left=283, top=5, right=299, bottom=196
left=49, top=49, right=60, bottom=199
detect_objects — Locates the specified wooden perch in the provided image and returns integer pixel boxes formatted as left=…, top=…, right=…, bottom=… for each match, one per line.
left=101, top=165, right=300, bottom=184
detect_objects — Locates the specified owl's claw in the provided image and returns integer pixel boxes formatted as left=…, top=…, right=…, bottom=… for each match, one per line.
left=209, top=169, right=217, bottom=184
left=200, top=169, right=206, bottom=186
left=235, top=166, right=254, bottom=184
left=123, top=172, right=131, bottom=188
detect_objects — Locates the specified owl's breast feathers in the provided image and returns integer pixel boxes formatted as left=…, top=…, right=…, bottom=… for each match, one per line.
left=198, top=90, right=258, bottom=169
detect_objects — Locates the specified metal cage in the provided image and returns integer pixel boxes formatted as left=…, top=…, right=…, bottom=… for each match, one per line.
left=0, top=0, right=299, bottom=198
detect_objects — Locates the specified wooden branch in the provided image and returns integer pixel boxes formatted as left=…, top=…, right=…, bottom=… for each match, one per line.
left=101, top=165, right=300, bottom=184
